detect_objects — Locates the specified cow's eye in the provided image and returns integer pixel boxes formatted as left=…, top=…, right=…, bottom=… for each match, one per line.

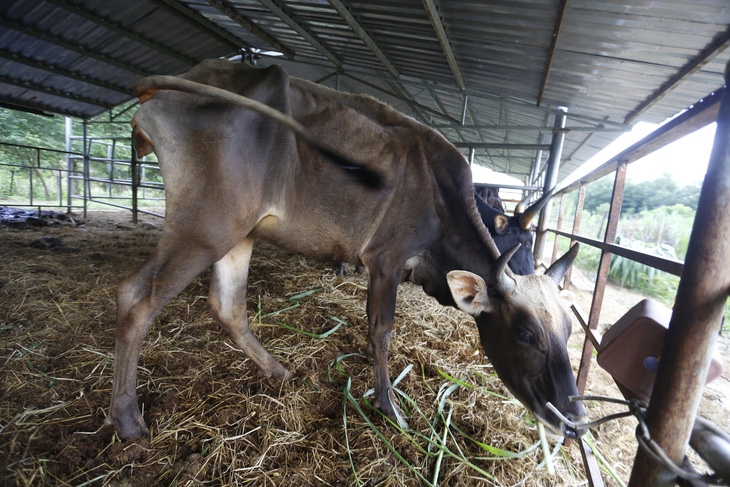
left=517, top=329, right=536, bottom=346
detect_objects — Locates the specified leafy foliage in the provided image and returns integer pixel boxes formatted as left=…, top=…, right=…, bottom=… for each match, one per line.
left=554, top=197, right=729, bottom=332
left=575, top=173, right=702, bottom=214
left=0, top=103, right=160, bottom=206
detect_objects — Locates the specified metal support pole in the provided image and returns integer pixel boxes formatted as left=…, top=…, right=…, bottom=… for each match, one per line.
left=131, top=149, right=138, bottom=224
left=66, top=118, right=74, bottom=212
left=529, top=113, right=551, bottom=185
left=82, top=120, right=88, bottom=219
left=28, top=166, right=33, bottom=206
left=628, top=62, right=730, bottom=487
left=468, top=147, right=475, bottom=166
left=530, top=144, right=544, bottom=186
left=534, top=106, right=567, bottom=265
left=461, top=94, right=469, bottom=125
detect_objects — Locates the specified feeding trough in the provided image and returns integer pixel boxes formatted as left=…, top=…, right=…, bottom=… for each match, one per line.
left=597, top=298, right=724, bottom=403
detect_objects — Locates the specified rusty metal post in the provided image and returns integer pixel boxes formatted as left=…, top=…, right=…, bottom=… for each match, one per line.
left=550, top=192, right=568, bottom=265
left=576, top=162, right=627, bottom=395
left=563, top=183, right=586, bottom=291
left=628, top=66, right=730, bottom=487
left=131, top=149, right=138, bottom=224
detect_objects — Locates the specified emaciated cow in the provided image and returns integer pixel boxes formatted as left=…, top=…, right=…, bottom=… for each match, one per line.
left=475, top=190, right=553, bottom=275
left=111, top=59, right=586, bottom=441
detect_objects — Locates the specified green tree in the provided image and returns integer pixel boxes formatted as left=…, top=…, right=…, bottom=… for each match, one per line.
left=574, top=173, right=701, bottom=215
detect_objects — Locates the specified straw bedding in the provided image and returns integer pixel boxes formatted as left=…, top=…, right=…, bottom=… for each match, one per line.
left=1, top=210, right=649, bottom=486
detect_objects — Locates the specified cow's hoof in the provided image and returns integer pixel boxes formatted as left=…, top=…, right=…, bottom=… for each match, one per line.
left=373, top=393, right=409, bottom=429
left=110, top=399, right=150, bottom=440
left=261, top=363, right=293, bottom=381
left=112, top=414, right=150, bottom=440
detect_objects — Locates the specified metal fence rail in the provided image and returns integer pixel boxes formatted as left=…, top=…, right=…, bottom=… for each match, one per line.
left=0, top=121, right=166, bottom=220
left=65, top=121, right=165, bottom=221
left=0, top=141, right=85, bottom=212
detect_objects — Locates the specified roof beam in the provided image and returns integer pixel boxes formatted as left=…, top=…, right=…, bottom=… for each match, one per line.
left=255, top=52, right=557, bottom=115
left=327, top=0, right=400, bottom=78
left=0, top=14, right=151, bottom=76
left=624, top=26, right=730, bottom=124
left=0, top=48, right=131, bottom=95
left=384, top=80, right=431, bottom=125
left=150, top=0, right=248, bottom=51
left=426, top=85, right=468, bottom=142
left=452, top=143, right=552, bottom=150
left=430, top=123, right=627, bottom=133
left=537, top=0, right=568, bottom=106
left=0, top=74, right=112, bottom=109
left=258, top=0, right=342, bottom=67
left=558, top=88, right=723, bottom=193
left=44, top=0, right=198, bottom=66
left=205, top=0, right=295, bottom=58
left=421, top=0, right=465, bottom=90
left=0, top=96, right=84, bottom=118
left=0, top=99, right=53, bottom=117
left=342, top=72, right=459, bottom=124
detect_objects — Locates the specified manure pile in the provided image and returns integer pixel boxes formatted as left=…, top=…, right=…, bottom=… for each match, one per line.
left=0, top=210, right=636, bottom=486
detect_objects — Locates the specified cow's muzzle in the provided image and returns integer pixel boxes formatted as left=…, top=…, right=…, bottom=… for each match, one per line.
left=545, top=399, right=590, bottom=439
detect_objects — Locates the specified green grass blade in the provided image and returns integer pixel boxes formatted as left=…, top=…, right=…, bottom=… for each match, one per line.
left=432, top=406, right=452, bottom=486
left=342, top=376, right=361, bottom=486
left=537, top=422, right=555, bottom=475
left=437, top=369, right=475, bottom=389
left=262, top=302, right=300, bottom=318
left=274, top=317, right=343, bottom=339
left=288, top=288, right=323, bottom=301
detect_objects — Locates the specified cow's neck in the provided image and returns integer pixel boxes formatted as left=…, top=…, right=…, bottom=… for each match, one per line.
left=408, top=191, right=504, bottom=306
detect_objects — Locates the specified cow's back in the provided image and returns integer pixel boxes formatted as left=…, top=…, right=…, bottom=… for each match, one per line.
left=132, top=59, right=474, bottom=266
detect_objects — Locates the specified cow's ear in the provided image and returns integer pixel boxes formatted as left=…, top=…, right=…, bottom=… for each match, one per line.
left=558, top=289, right=575, bottom=308
left=447, top=271, right=493, bottom=315
left=494, top=215, right=509, bottom=234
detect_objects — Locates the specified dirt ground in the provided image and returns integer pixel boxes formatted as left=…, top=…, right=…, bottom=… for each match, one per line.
left=0, top=208, right=728, bottom=486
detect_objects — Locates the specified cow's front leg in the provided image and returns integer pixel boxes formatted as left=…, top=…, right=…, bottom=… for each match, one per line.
left=366, top=263, right=407, bottom=427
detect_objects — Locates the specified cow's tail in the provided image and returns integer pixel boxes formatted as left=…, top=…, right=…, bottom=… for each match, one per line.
left=132, top=75, right=383, bottom=190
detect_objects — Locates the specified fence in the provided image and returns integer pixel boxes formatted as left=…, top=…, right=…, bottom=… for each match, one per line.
left=0, top=141, right=84, bottom=213
left=540, top=80, right=729, bottom=486
left=0, top=118, right=165, bottom=221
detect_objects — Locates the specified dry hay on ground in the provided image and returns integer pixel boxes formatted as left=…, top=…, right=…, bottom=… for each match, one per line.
left=0, top=209, right=690, bottom=486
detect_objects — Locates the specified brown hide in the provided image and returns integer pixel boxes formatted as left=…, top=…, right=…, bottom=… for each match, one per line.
left=111, top=59, right=584, bottom=442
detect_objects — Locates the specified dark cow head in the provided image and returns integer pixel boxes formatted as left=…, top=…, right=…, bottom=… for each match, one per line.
left=446, top=243, right=587, bottom=438
left=475, top=190, right=554, bottom=275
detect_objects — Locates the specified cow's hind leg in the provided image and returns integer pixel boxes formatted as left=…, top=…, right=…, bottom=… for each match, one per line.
left=207, top=237, right=292, bottom=380
left=111, top=238, right=218, bottom=439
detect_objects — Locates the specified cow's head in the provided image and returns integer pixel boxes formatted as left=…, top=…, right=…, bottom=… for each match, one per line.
left=486, top=190, right=554, bottom=276
left=447, top=244, right=587, bottom=438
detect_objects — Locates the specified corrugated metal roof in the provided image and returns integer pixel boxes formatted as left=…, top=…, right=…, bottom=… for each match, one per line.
left=0, top=0, right=728, bottom=185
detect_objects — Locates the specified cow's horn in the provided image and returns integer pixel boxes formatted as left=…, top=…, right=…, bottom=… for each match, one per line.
left=545, top=243, right=580, bottom=285
left=492, top=244, right=519, bottom=297
left=514, top=191, right=535, bottom=215
left=518, top=189, right=555, bottom=230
